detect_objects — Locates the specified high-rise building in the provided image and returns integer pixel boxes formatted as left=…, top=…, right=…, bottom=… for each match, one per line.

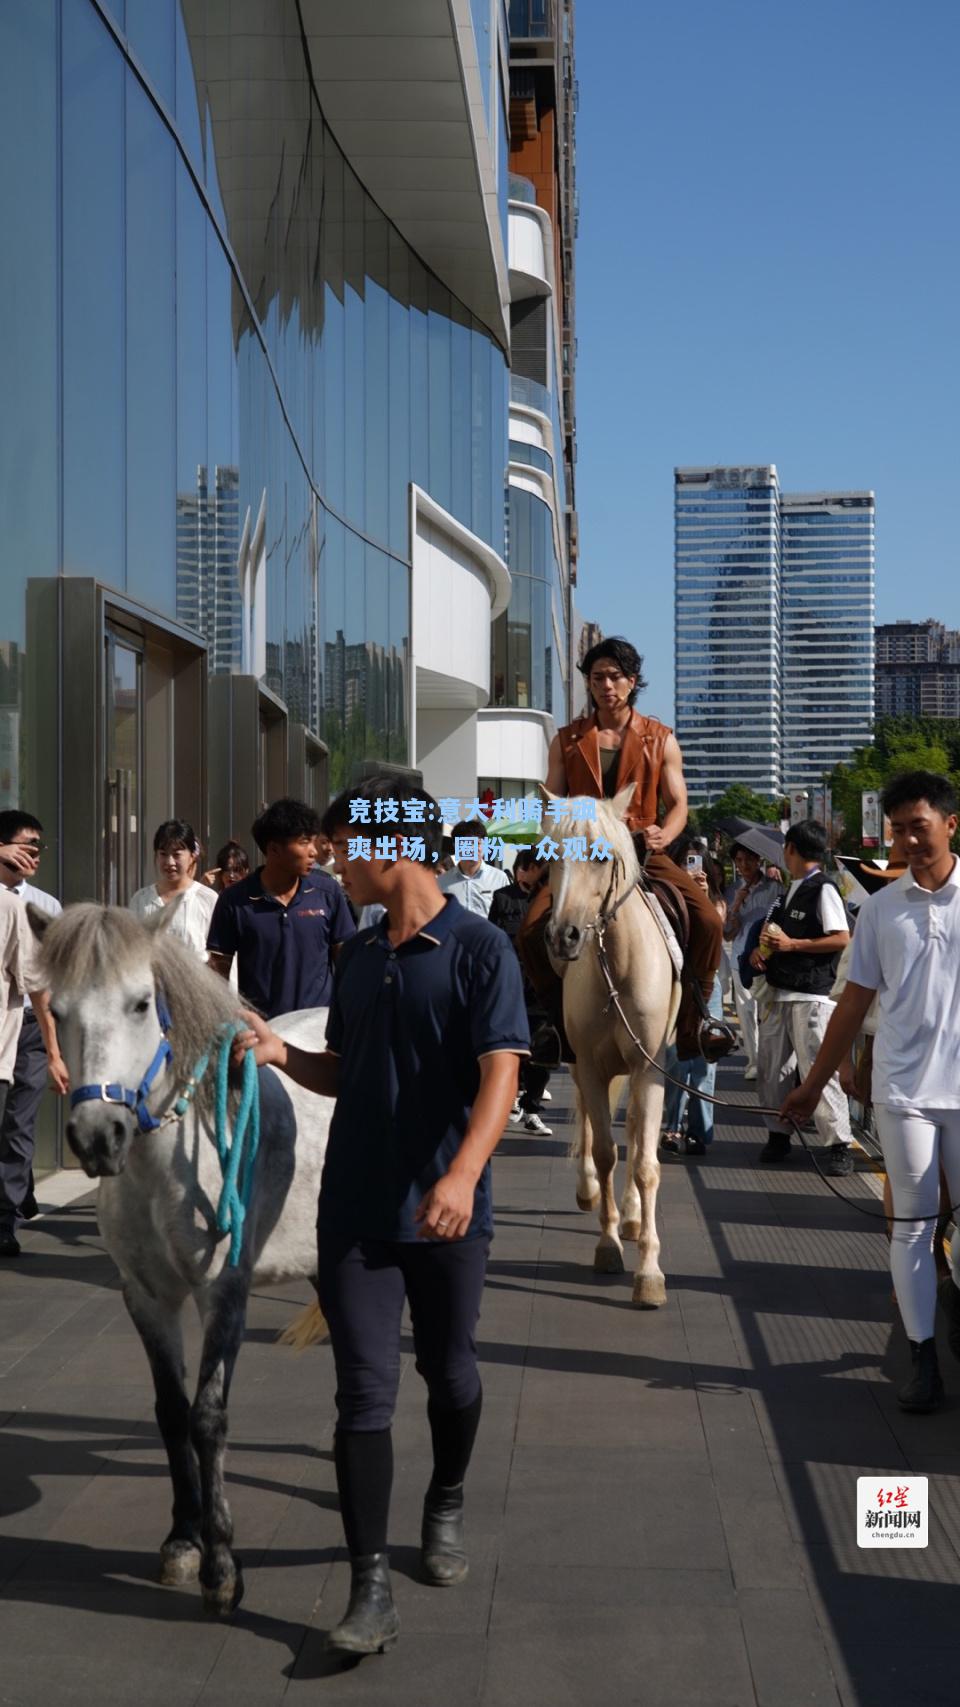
left=781, top=494, right=875, bottom=785
left=875, top=619, right=960, bottom=717
left=674, top=469, right=876, bottom=801
left=1, top=0, right=526, bottom=1173
left=674, top=467, right=782, bottom=800
left=478, top=0, right=579, bottom=799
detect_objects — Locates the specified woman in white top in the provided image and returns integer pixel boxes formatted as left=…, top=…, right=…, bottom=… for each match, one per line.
left=129, top=819, right=218, bottom=958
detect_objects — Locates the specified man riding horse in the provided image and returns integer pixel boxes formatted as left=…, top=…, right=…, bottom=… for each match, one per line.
left=519, top=635, right=735, bottom=1065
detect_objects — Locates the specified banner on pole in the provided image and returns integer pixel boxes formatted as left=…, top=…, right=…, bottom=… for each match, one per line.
left=862, top=790, right=880, bottom=849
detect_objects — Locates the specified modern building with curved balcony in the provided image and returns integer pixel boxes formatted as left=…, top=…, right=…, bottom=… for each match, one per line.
left=1, top=0, right=529, bottom=1171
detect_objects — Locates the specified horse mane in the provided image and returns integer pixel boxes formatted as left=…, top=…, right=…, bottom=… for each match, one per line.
left=36, top=904, right=246, bottom=1113
left=550, top=797, right=639, bottom=884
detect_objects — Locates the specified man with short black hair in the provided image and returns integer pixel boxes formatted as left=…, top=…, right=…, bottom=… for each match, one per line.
left=438, top=819, right=510, bottom=918
left=207, top=797, right=354, bottom=1015
left=235, top=775, right=528, bottom=1655
left=752, top=819, right=854, bottom=1175
left=490, top=852, right=553, bottom=1134
left=783, top=772, right=960, bottom=1412
left=0, top=812, right=67, bottom=1257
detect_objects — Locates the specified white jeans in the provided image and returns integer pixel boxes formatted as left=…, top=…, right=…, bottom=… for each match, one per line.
left=758, top=998, right=853, bottom=1146
left=874, top=1106, right=960, bottom=1343
left=731, top=963, right=759, bottom=1071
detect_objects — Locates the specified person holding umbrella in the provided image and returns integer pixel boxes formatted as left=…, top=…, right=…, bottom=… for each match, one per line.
left=723, top=828, right=784, bottom=1080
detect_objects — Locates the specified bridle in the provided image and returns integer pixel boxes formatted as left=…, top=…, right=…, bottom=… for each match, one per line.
left=69, top=990, right=176, bottom=1135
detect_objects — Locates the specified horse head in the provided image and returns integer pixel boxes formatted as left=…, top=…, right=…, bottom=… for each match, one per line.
left=543, top=784, right=638, bottom=961
left=27, top=901, right=189, bottom=1177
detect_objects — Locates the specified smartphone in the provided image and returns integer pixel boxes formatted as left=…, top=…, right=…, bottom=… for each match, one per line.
left=685, top=853, right=703, bottom=872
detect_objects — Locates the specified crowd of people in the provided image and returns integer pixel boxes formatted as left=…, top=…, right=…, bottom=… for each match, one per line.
left=1, top=630, right=959, bottom=1656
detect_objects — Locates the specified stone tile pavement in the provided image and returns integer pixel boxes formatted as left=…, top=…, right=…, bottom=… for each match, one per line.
left=1, top=1061, right=958, bottom=1705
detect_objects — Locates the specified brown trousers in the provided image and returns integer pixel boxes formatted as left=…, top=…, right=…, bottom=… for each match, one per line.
left=517, top=849, right=722, bottom=1060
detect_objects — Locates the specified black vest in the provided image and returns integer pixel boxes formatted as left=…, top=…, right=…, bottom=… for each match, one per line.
left=763, top=871, right=842, bottom=996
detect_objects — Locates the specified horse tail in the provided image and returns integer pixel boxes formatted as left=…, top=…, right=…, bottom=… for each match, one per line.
left=277, top=1298, right=329, bottom=1351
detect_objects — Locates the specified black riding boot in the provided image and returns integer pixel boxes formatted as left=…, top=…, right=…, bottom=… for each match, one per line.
left=326, top=1554, right=400, bottom=1654
left=897, top=1337, right=945, bottom=1413
left=421, top=1480, right=468, bottom=1586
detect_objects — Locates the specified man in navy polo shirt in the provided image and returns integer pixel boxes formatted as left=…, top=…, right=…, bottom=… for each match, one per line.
left=207, top=797, right=355, bottom=1016
left=236, top=776, right=529, bottom=1657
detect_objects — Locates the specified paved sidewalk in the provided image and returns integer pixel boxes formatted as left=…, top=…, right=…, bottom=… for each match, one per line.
left=2, top=1065, right=959, bottom=1706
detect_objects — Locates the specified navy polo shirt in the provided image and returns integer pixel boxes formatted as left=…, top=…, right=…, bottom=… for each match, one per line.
left=206, top=868, right=355, bottom=1018
left=318, top=896, right=530, bottom=1243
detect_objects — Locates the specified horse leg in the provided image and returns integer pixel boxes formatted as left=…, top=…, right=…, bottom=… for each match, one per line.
left=579, top=1069, right=623, bottom=1274
left=620, top=1107, right=641, bottom=1244
left=572, top=1073, right=600, bottom=1211
left=122, top=1283, right=202, bottom=1585
left=192, top=1274, right=248, bottom=1616
left=628, top=1069, right=667, bottom=1309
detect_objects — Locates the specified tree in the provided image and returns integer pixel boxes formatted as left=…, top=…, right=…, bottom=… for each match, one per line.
left=695, top=783, right=781, bottom=840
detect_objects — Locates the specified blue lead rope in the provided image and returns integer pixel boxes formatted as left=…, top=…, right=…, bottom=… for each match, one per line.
left=211, top=1023, right=261, bottom=1266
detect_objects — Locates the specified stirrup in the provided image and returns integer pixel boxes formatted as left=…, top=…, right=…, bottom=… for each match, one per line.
left=698, top=1018, right=737, bottom=1063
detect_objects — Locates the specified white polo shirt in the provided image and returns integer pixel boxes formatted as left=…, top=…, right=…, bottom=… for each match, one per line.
left=847, top=855, right=960, bottom=1108
left=438, top=861, right=510, bottom=919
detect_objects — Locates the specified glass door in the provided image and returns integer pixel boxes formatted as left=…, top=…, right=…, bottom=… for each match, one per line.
left=104, top=631, right=143, bottom=904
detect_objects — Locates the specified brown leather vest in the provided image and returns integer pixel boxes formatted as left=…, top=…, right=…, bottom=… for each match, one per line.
left=558, top=711, right=672, bottom=833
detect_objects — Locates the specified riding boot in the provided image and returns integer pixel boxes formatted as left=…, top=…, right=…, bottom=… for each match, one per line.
left=326, top=1554, right=400, bottom=1654
left=421, top=1480, right=468, bottom=1585
left=897, top=1337, right=945, bottom=1413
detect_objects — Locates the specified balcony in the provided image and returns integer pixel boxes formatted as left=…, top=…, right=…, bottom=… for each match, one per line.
left=508, top=200, right=552, bottom=300
left=509, top=0, right=553, bottom=40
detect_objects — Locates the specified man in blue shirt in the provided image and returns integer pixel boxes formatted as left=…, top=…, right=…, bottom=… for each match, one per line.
left=207, top=797, right=355, bottom=1015
left=237, top=777, right=529, bottom=1657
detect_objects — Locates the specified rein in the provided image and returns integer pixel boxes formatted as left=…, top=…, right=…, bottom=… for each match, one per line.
left=69, top=993, right=261, bottom=1265
left=587, top=886, right=954, bottom=1230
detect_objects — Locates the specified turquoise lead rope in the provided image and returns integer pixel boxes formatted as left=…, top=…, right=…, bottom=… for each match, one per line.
left=171, top=1022, right=261, bottom=1267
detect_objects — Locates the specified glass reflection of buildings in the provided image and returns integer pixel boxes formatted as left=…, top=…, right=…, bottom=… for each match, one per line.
left=2, top=0, right=555, bottom=822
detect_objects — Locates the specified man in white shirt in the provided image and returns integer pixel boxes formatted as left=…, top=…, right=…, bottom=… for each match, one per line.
left=782, top=772, right=960, bottom=1413
left=438, top=819, right=510, bottom=919
left=752, top=819, right=853, bottom=1175
left=723, top=846, right=783, bottom=1079
left=0, top=812, right=67, bottom=1257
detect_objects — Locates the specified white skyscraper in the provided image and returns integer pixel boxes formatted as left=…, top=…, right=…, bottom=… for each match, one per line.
left=781, top=493, right=875, bottom=790
left=674, top=469, right=875, bottom=804
left=674, top=466, right=782, bottom=801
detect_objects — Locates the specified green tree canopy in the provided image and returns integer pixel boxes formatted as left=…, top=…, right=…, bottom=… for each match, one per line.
left=694, top=783, right=781, bottom=840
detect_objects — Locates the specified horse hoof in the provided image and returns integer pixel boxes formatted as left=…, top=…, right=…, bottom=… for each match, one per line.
left=577, top=1191, right=601, bottom=1212
left=594, top=1244, right=625, bottom=1275
left=201, top=1567, right=245, bottom=1617
left=632, top=1276, right=667, bottom=1309
left=159, top=1542, right=202, bottom=1586
left=620, top=1219, right=641, bottom=1242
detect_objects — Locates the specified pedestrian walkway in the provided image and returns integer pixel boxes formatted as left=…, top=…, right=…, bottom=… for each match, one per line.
left=1, top=1063, right=958, bottom=1705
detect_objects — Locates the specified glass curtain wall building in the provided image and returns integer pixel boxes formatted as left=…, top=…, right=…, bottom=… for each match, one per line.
left=674, top=469, right=876, bottom=803
left=479, top=0, right=577, bottom=800
left=1, top=0, right=516, bottom=1170
left=674, top=467, right=782, bottom=801
left=781, top=494, right=875, bottom=789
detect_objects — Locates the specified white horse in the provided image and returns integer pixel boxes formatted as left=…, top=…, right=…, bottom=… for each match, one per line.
left=544, top=789, right=681, bottom=1307
left=27, top=902, right=332, bottom=1615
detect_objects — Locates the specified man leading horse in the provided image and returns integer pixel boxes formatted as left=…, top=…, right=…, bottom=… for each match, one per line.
left=519, top=635, right=734, bottom=1065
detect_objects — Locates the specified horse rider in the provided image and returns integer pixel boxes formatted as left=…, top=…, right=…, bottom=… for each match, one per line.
left=518, top=635, right=735, bottom=1065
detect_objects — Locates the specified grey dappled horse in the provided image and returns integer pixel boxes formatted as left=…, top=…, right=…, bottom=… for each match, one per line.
left=27, top=903, right=331, bottom=1615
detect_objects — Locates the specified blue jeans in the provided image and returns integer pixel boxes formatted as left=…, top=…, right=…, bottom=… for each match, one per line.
left=663, top=982, right=722, bottom=1145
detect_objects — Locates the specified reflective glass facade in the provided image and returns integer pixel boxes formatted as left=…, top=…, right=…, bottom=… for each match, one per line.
left=781, top=496, right=875, bottom=788
left=1, top=0, right=509, bottom=819
left=674, top=468, right=782, bottom=800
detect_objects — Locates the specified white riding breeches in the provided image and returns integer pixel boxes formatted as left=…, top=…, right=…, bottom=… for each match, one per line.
left=874, top=1105, right=960, bottom=1343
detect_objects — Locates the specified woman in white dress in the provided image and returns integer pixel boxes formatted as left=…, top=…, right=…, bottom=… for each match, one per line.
left=128, top=819, right=218, bottom=958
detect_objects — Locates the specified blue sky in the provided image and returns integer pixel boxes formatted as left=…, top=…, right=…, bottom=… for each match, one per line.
left=574, top=0, right=960, bottom=722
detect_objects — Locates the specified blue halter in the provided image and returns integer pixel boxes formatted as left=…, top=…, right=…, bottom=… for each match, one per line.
left=69, top=991, right=175, bottom=1134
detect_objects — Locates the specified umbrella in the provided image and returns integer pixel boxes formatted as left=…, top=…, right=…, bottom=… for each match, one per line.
left=835, top=853, right=907, bottom=899
left=716, top=815, right=784, bottom=845
left=733, top=826, right=787, bottom=869
left=484, top=817, right=543, bottom=846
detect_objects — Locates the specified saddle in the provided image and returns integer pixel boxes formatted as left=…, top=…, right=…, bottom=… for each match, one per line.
left=642, top=874, right=690, bottom=959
